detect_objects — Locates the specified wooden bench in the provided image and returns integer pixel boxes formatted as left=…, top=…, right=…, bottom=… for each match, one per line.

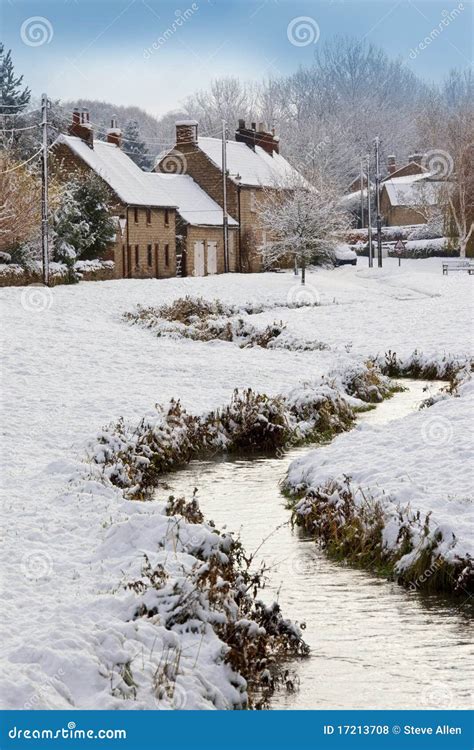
left=442, top=260, right=474, bottom=275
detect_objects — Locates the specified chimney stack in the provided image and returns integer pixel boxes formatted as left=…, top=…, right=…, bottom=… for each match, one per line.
left=175, top=120, right=198, bottom=146
left=107, top=117, right=122, bottom=148
left=408, top=153, right=423, bottom=166
left=68, top=108, right=93, bottom=148
left=387, top=154, right=396, bottom=174
left=235, top=119, right=279, bottom=156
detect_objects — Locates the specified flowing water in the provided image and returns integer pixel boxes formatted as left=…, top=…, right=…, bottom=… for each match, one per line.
left=157, top=380, right=473, bottom=709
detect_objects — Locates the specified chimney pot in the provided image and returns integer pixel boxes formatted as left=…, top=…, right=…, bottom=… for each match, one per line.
left=238, top=118, right=245, bottom=130
left=251, top=122, right=256, bottom=130
left=175, top=119, right=198, bottom=145
left=408, top=153, right=423, bottom=166
left=387, top=154, right=396, bottom=174
left=69, top=108, right=93, bottom=148
left=107, top=117, right=122, bottom=148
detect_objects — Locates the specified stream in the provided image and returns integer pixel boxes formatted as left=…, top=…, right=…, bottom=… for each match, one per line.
left=157, top=380, right=473, bottom=709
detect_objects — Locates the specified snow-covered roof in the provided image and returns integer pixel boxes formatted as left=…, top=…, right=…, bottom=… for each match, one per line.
left=382, top=174, right=440, bottom=207
left=54, top=134, right=177, bottom=208
left=161, top=137, right=303, bottom=188
left=144, top=174, right=238, bottom=227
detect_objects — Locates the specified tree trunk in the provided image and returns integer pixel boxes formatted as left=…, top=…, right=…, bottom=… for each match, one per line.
left=301, top=258, right=306, bottom=285
left=459, top=239, right=466, bottom=259
left=294, top=257, right=298, bottom=275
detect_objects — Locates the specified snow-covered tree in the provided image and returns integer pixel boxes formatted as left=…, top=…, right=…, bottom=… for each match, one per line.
left=123, top=119, right=151, bottom=170
left=53, top=176, right=116, bottom=266
left=0, top=43, right=30, bottom=114
left=259, top=181, right=350, bottom=283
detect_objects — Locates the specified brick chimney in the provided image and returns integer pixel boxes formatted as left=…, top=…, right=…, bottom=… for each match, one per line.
left=69, top=108, right=93, bottom=148
left=235, top=119, right=279, bottom=156
left=175, top=120, right=198, bottom=146
left=107, top=117, right=122, bottom=148
left=408, top=153, right=423, bottom=166
left=387, top=154, right=396, bottom=174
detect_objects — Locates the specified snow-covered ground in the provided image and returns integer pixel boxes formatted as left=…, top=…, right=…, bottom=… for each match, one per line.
left=1, top=257, right=473, bottom=709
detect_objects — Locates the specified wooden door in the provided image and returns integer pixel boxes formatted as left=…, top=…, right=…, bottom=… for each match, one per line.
left=207, top=241, right=217, bottom=274
left=194, top=241, right=205, bottom=276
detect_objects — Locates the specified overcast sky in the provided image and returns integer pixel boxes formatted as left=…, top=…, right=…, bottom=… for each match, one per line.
left=2, top=0, right=473, bottom=117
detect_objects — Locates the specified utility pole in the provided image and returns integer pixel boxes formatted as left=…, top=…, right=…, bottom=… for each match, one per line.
left=359, top=158, right=365, bottom=229
left=41, top=92, right=50, bottom=286
left=221, top=119, right=229, bottom=273
left=366, top=153, right=373, bottom=268
left=374, top=136, right=383, bottom=268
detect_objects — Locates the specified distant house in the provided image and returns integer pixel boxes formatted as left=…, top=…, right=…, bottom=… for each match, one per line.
left=380, top=173, right=442, bottom=226
left=52, top=110, right=237, bottom=278
left=157, top=120, right=303, bottom=272
left=343, top=154, right=442, bottom=229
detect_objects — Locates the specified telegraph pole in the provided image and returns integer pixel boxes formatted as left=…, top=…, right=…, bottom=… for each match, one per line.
left=366, top=153, right=373, bottom=268
left=359, top=158, right=365, bottom=229
left=41, top=92, right=50, bottom=286
left=374, top=136, right=383, bottom=268
left=221, top=119, right=229, bottom=273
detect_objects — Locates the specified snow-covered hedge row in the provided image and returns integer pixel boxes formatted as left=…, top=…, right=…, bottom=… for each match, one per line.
left=388, top=238, right=456, bottom=259
left=89, top=364, right=398, bottom=502
left=0, top=260, right=115, bottom=287
left=380, top=349, right=472, bottom=384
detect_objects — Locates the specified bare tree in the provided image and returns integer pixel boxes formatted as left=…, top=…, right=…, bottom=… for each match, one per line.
left=259, top=181, right=350, bottom=283
left=0, top=153, right=41, bottom=253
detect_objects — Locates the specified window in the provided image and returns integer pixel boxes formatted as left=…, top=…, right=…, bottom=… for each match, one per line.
left=164, top=209, right=169, bottom=226
left=134, top=207, right=139, bottom=224
left=146, top=208, right=151, bottom=225
left=147, top=244, right=152, bottom=267
left=250, top=191, right=256, bottom=213
left=164, top=244, right=170, bottom=267
left=135, top=245, right=139, bottom=266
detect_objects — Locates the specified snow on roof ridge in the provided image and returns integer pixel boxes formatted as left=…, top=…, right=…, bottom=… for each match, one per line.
left=54, top=133, right=178, bottom=209
left=196, top=136, right=302, bottom=188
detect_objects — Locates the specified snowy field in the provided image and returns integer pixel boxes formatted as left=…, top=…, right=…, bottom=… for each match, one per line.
left=1, top=257, right=473, bottom=709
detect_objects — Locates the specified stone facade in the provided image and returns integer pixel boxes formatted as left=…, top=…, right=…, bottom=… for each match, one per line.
left=159, top=142, right=274, bottom=274
left=52, top=143, right=177, bottom=279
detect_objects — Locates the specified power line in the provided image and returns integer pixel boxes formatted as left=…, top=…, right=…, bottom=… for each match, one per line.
left=0, top=148, right=42, bottom=174
left=0, top=123, right=40, bottom=132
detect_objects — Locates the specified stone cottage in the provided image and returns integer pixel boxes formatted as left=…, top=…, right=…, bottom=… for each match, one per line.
left=52, top=110, right=237, bottom=278
left=157, top=120, right=303, bottom=272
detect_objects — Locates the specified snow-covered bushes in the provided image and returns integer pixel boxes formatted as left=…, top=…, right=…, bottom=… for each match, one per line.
left=90, top=372, right=379, bottom=501
left=388, top=238, right=456, bottom=259
left=380, top=349, right=472, bottom=384
left=407, top=222, right=443, bottom=241
left=285, top=476, right=473, bottom=594
left=125, top=296, right=328, bottom=351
